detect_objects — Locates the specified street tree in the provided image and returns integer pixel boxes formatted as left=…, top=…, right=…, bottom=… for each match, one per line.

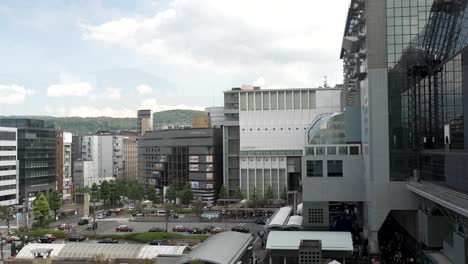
left=236, top=187, right=245, bottom=200
left=48, top=191, right=62, bottom=220
left=265, top=185, right=274, bottom=201
left=218, top=185, right=227, bottom=200
left=100, top=180, right=111, bottom=206
left=280, top=186, right=288, bottom=201
left=90, top=183, right=99, bottom=201
left=180, top=183, right=194, bottom=205
left=32, top=193, right=50, bottom=224
left=166, top=182, right=178, bottom=204
left=191, top=196, right=204, bottom=217
left=145, top=185, right=158, bottom=202
left=250, top=186, right=259, bottom=208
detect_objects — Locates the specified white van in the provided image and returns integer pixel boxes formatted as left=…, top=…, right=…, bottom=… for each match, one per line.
left=156, top=210, right=167, bottom=216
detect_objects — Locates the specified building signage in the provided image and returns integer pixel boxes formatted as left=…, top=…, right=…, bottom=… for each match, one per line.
left=190, top=181, right=199, bottom=189
left=206, top=156, right=213, bottom=163
left=206, top=173, right=213, bottom=180
left=189, top=164, right=199, bottom=171
left=189, top=156, right=199, bottom=163
left=206, top=183, right=214, bottom=189
left=206, top=164, right=213, bottom=171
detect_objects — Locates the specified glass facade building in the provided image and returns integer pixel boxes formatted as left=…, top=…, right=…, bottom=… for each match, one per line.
left=387, top=0, right=468, bottom=192
left=0, top=118, right=56, bottom=200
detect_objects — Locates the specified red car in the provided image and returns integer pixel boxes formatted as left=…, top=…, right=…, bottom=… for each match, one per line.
left=44, top=234, right=57, bottom=241
left=209, top=227, right=224, bottom=234
left=172, top=225, right=189, bottom=232
left=115, top=225, right=134, bottom=232
left=58, top=224, right=72, bottom=230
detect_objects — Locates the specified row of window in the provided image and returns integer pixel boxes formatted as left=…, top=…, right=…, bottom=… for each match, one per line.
left=0, top=165, right=16, bottom=171
left=0, top=146, right=16, bottom=151
left=242, top=127, right=307, bottom=132
left=0, top=156, right=15, bottom=161
left=0, top=132, right=16, bottom=141
left=239, top=90, right=317, bottom=111
left=0, top=184, right=16, bottom=191
left=306, top=160, right=343, bottom=177
left=0, top=175, right=16, bottom=181
left=0, top=194, right=16, bottom=201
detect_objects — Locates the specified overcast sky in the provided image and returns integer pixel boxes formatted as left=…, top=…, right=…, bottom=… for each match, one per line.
left=0, top=0, right=349, bottom=118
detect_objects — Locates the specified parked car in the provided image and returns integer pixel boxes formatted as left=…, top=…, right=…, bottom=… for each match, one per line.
left=78, top=219, right=89, bottom=225
left=209, top=227, right=224, bottom=234
left=115, top=225, right=133, bottom=232
left=66, top=235, right=86, bottom=242
left=148, top=227, right=166, bottom=232
left=190, top=228, right=206, bottom=234
left=39, top=236, right=53, bottom=243
left=256, top=219, right=266, bottom=225
left=148, top=240, right=167, bottom=246
left=98, top=238, right=118, bottom=244
left=127, top=206, right=135, bottom=210
left=231, top=226, right=250, bottom=233
left=96, top=213, right=105, bottom=219
left=203, top=225, right=215, bottom=233
left=172, top=225, right=189, bottom=232
left=58, top=224, right=72, bottom=231
left=87, top=222, right=98, bottom=230
left=43, top=234, right=57, bottom=241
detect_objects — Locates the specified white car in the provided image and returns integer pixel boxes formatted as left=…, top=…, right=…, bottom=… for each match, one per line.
left=96, top=213, right=105, bottom=219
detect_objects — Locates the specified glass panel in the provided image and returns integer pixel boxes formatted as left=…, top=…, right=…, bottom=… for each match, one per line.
left=293, top=91, right=300, bottom=109
left=338, top=146, right=347, bottom=155
left=263, top=92, right=270, bottom=110
left=327, top=160, right=343, bottom=177
left=327, top=147, right=337, bottom=155
left=301, top=91, right=308, bottom=109
left=316, top=147, right=325, bottom=155
left=349, top=146, right=360, bottom=155
left=271, top=92, right=277, bottom=110
left=248, top=93, right=254, bottom=110
left=255, top=92, right=262, bottom=110
left=240, top=93, right=247, bottom=111
left=309, top=91, right=316, bottom=109
left=306, top=160, right=323, bottom=177
left=278, top=91, right=285, bottom=110
left=286, top=91, right=293, bottom=110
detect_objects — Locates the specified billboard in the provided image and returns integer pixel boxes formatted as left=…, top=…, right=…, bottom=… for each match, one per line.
left=206, top=156, right=213, bottom=163
left=190, top=164, right=199, bottom=171
left=190, top=181, right=199, bottom=189
left=206, top=183, right=214, bottom=189
left=189, top=156, right=199, bottom=163
left=206, top=173, right=213, bottom=181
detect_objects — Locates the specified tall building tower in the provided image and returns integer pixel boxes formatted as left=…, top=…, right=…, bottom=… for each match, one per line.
left=137, top=110, right=153, bottom=136
left=0, top=127, right=19, bottom=206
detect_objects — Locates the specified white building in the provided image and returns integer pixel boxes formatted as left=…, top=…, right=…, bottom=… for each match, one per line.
left=62, top=132, right=72, bottom=198
left=0, top=127, right=19, bottom=206
left=206, top=107, right=225, bottom=128
left=78, top=134, right=124, bottom=187
left=223, top=86, right=341, bottom=198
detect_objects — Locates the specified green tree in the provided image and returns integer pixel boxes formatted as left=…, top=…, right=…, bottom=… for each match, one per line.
left=236, top=187, right=244, bottom=200
left=166, top=182, right=178, bottom=204
left=218, top=185, right=228, bottom=200
left=100, top=180, right=111, bottom=206
left=32, top=193, right=50, bottom=225
left=90, top=183, right=99, bottom=201
left=180, top=183, right=194, bottom=205
left=280, top=186, right=288, bottom=201
left=191, top=196, right=204, bottom=217
left=265, top=185, right=274, bottom=202
left=127, top=181, right=145, bottom=205
left=48, top=191, right=62, bottom=220
left=250, top=186, right=259, bottom=208
left=145, top=185, right=158, bottom=202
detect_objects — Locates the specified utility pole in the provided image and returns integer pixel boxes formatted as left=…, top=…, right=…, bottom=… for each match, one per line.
left=93, top=198, right=96, bottom=237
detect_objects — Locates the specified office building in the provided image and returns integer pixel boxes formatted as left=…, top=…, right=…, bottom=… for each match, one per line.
left=0, top=119, right=56, bottom=201
left=139, top=128, right=223, bottom=204
left=56, top=131, right=72, bottom=197
left=137, top=109, right=153, bottom=136
left=206, top=107, right=225, bottom=128
left=0, top=127, right=19, bottom=206
left=121, top=131, right=138, bottom=182
left=192, top=116, right=211, bottom=128
left=223, top=86, right=341, bottom=198
left=299, top=0, right=468, bottom=261
left=76, top=132, right=124, bottom=187
left=72, top=160, right=96, bottom=189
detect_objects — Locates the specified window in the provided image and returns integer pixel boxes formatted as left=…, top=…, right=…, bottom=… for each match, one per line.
left=306, top=160, right=323, bottom=177
left=278, top=91, right=285, bottom=109
left=0, top=132, right=16, bottom=141
left=327, top=160, right=343, bottom=177
left=255, top=92, right=262, bottom=110
left=240, top=93, right=247, bottom=110
left=309, top=91, right=316, bottom=109
left=271, top=92, right=277, bottom=110
left=263, top=92, right=270, bottom=110
left=286, top=91, right=293, bottom=109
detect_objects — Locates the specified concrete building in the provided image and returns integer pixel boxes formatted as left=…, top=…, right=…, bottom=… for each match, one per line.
left=298, top=0, right=468, bottom=261
left=139, top=128, right=223, bottom=204
left=0, top=119, right=56, bottom=201
left=206, top=107, right=225, bottom=128
left=77, top=133, right=124, bottom=187
left=55, top=131, right=64, bottom=196
left=192, top=116, right=211, bottom=128
left=62, top=132, right=72, bottom=197
left=0, top=127, right=19, bottom=206
left=137, top=109, right=153, bottom=136
left=223, top=86, right=341, bottom=198
left=72, top=160, right=97, bottom=189
left=121, top=131, right=138, bottom=182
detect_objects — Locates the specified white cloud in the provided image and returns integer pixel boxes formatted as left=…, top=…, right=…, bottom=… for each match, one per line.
left=104, top=87, right=121, bottom=100
left=44, top=106, right=67, bottom=116
left=0, top=84, right=34, bottom=104
left=81, top=0, right=348, bottom=87
left=253, top=77, right=265, bottom=87
left=141, top=98, right=205, bottom=112
left=136, top=84, right=153, bottom=95
left=47, top=82, right=93, bottom=97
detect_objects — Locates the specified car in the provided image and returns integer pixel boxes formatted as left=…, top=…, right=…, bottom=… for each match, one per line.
left=127, top=206, right=135, bottom=210
left=98, top=238, right=118, bottom=244
left=39, top=236, right=53, bottom=243
left=231, top=226, right=250, bottom=233
left=209, top=227, right=224, bottom=234
left=190, top=228, right=206, bottom=234
left=256, top=219, right=266, bottom=225
left=148, top=227, right=166, bottom=232
left=96, top=213, right=105, bottom=219
left=203, top=225, right=215, bottom=233
left=172, top=225, right=189, bottom=232
left=132, top=212, right=144, bottom=217
left=78, top=219, right=89, bottom=225
left=58, top=224, right=72, bottom=230
left=43, top=234, right=57, bottom=241
left=148, top=240, right=167, bottom=246
left=115, top=225, right=133, bottom=232
left=87, top=222, right=98, bottom=230
left=66, top=235, right=86, bottom=242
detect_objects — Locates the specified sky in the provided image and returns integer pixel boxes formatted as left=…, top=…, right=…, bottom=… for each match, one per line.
left=0, top=0, right=349, bottom=118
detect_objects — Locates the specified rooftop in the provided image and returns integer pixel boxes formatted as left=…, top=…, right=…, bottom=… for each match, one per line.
left=266, top=231, right=353, bottom=252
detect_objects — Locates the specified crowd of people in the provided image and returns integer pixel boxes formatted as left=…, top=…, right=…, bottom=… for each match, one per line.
left=379, top=217, right=419, bottom=264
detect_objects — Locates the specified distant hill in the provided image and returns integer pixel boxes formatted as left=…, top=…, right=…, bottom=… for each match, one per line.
left=1, top=110, right=207, bottom=135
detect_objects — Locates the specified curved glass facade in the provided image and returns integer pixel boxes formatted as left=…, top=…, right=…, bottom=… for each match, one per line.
left=307, top=112, right=346, bottom=145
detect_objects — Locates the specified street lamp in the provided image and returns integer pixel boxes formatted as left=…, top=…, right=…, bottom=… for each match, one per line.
left=111, top=186, right=117, bottom=212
